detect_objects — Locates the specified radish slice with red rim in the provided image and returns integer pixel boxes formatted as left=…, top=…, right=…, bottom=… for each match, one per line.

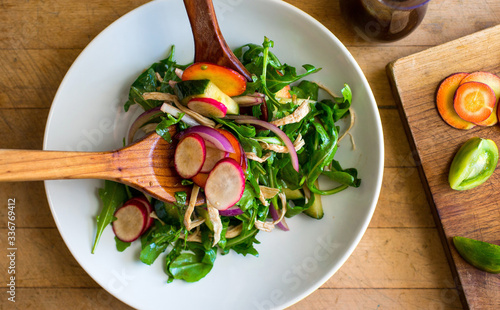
left=174, top=133, right=206, bottom=179
left=128, top=197, right=153, bottom=233
left=201, top=142, right=228, bottom=173
left=187, top=97, right=228, bottom=118
left=113, top=201, right=148, bottom=242
left=205, top=158, right=245, bottom=211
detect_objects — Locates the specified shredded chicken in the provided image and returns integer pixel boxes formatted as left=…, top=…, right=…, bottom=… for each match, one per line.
left=155, top=72, right=163, bottom=83
left=207, top=203, right=222, bottom=246
left=259, top=134, right=305, bottom=153
left=142, top=92, right=178, bottom=101
left=246, top=152, right=272, bottom=163
left=149, top=211, right=165, bottom=225
left=254, top=193, right=288, bottom=232
left=184, top=185, right=205, bottom=231
left=270, top=98, right=311, bottom=127
left=175, top=68, right=184, bottom=79
left=338, top=108, right=356, bottom=146
left=314, top=82, right=356, bottom=149
left=225, top=224, right=243, bottom=239
left=259, top=186, right=280, bottom=199
left=258, top=189, right=270, bottom=207
left=179, top=226, right=202, bottom=243
left=141, top=123, right=158, bottom=134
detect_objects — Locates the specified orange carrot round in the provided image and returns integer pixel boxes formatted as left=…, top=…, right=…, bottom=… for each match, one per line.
left=453, top=81, right=496, bottom=123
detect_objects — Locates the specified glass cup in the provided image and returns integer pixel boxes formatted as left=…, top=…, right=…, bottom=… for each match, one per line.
left=339, top=0, right=431, bottom=42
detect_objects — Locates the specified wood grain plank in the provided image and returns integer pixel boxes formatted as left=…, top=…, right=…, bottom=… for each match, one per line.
left=0, top=108, right=49, bottom=149
left=0, top=0, right=149, bottom=50
left=291, top=288, right=462, bottom=310
left=0, top=50, right=80, bottom=109
left=324, top=228, right=455, bottom=289
left=388, top=24, right=500, bottom=310
left=381, top=108, right=417, bottom=167
left=0, top=228, right=453, bottom=289
left=0, top=287, right=463, bottom=310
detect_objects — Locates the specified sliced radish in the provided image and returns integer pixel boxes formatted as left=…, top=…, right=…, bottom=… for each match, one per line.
left=113, top=201, right=148, bottom=242
left=174, top=133, right=206, bottom=179
left=201, top=142, right=228, bottom=173
left=187, top=97, right=228, bottom=118
left=205, top=158, right=245, bottom=211
left=129, top=196, right=153, bottom=233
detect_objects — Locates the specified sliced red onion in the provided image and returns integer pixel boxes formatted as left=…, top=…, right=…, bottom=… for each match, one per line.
left=269, top=203, right=289, bottom=231
left=160, top=103, right=200, bottom=127
left=235, top=118, right=299, bottom=172
left=127, top=106, right=163, bottom=144
left=218, top=205, right=244, bottom=217
left=177, top=126, right=235, bottom=153
left=233, top=95, right=265, bottom=107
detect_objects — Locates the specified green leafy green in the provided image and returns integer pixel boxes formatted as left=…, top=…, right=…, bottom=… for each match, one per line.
left=92, top=181, right=127, bottom=254
left=114, top=237, right=131, bottom=252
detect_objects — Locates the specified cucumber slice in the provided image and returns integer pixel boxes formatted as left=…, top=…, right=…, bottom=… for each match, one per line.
left=453, top=236, right=500, bottom=273
left=304, top=192, right=324, bottom=219
left=283, top=188, right=304, bottom=200
left=174, top=79, right=239, bottom=115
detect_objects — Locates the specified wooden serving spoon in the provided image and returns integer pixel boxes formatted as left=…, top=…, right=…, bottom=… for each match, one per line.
left=0, top=0, right=248, bottom=204
left=0, top=128, right=203, bottom=204
left=183, top=0, right=252, bottom=81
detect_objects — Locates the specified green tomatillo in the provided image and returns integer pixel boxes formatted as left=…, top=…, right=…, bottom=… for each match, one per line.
left=448, top=137, right=499, bottom=191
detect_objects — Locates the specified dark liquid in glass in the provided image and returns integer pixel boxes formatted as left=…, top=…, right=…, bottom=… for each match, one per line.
left=339, top=0, right=428, bottom=42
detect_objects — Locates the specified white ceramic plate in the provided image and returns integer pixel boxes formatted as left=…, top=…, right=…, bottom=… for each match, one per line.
left=43, top=0, right=383, bottom=309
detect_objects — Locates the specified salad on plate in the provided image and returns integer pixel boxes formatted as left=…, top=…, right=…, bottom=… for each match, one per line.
left=91, top=37, right=361, bottom=283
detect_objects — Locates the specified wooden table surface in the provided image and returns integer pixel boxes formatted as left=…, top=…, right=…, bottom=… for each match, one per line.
left=0, top=0, right=498, bottom=309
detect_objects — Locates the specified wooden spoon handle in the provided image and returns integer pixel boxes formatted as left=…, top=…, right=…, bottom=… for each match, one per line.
left=0, top=149, right=117, bottom=182
left=183, top=0, right=252, bottom=81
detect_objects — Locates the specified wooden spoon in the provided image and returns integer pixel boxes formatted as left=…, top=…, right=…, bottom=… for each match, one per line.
left=183, top=0, right=252, bottom=81
left=0, top=128, right=203, bottom=204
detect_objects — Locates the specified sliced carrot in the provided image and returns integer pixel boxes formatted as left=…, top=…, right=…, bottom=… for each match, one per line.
left=182, top=62, right=246, bottom=97
left=460, top=71, right=500, bottom=126
left=436, top=73, right=475, bottom=130
left=453, top=81, right=496, bottom=123
left=192, top=172, right=209, bottom=188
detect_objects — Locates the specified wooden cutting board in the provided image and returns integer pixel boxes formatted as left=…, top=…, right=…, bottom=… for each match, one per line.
left=387, top=25, right=500, bottom=310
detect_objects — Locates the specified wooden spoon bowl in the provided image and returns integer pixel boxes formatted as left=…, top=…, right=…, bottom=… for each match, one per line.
left=0, top=127, right=203, bottom=204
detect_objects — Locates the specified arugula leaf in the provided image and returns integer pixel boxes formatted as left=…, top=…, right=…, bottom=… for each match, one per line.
left=167, top=242, right=216, bottom=283
left=155, top=113, right=185, bottom=142
left=92, top=181, right=127, bottom=254
left=114, top=236, right=131, bottom=252
left=140, top=224, right=180, bottom=265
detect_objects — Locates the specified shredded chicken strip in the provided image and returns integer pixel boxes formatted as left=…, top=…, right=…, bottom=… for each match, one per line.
left=179, top=227, right=202, bottom=243
left=141, top=123, right=158, bottom=134
left=259, top=134, right=305, bottom=153
left=142, top=92, right=178, bottom=101
left=155, top=72, right=163, bottom=83
left=314, top=82, right=356, bottom=148
left=259, top=186, right=280, bottom=199
left=258, top=189, right=270, bottom=207
left=225, top=224, right=243, bottom=239
left=184, top=185, right=205, bottom=231
left=149, top=211, right=165, bottom=225
left=255, top=193, right=288, bottom=232
left=246, top=152, right=272, bottom=163
left=207, top=203, right=222, bottom=246
left=338, top=108, right=356, bottom=144
left=270, top=98, right=311, bottom=127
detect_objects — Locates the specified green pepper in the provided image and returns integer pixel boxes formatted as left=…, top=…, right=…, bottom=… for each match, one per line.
left=448, top=137, right=498, bottom=190
left=453, top=236, right=500, bottom=273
